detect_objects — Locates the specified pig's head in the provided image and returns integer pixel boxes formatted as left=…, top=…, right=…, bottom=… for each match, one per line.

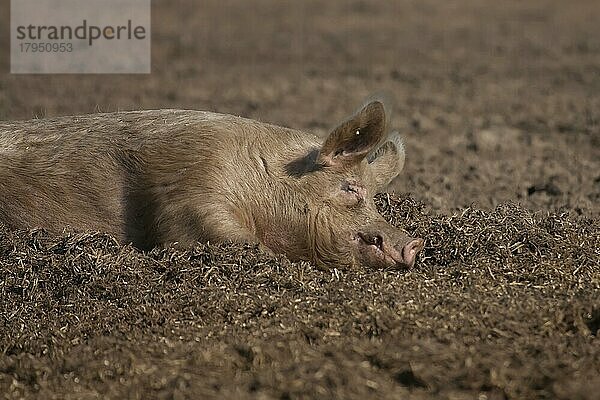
left=285, top=100, right=424, bottom=269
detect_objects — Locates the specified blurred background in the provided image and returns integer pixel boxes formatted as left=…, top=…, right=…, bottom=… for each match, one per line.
left=1, top=0, right=598, bottom=215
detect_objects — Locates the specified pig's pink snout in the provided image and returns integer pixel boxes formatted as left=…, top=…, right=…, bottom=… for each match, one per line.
left=400, top=238, right=425, bottom=268
left=356, top=231, right=424, bottom=268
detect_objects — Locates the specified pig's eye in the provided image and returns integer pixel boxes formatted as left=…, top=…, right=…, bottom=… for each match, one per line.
left=340, top=181, right=365, bottom=205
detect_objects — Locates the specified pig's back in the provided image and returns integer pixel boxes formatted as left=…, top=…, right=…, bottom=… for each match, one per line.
left=0, top=109, right=229, bottom=153
left=0, top=109, right=312, bottom=159
left=0, top=109, right=319, bottom=247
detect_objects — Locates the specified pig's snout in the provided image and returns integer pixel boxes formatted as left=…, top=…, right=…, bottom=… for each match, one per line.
left=401, top=238, right=425, bottom=268
left=356, top=231, right=424, bottom=269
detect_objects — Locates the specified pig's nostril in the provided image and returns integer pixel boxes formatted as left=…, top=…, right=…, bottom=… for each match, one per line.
left=372, top=235, right=384, bottom=249
left=402, top=238, right=425, bottom=267
left=357, top=233, right=385, bottom=250
left=365, top=235, right=383, bottom=250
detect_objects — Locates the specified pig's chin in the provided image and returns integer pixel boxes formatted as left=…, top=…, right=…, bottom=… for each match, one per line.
left=351, top=236, right=406, bottom=269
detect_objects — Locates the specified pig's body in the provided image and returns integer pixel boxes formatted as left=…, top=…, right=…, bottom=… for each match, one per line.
left=0, top=103, right=424, bottom=269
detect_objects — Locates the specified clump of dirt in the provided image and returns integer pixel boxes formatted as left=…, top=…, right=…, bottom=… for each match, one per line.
left=1, top=195, right=598, bottom=399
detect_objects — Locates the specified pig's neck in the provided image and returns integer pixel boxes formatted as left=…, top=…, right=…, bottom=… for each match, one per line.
left=229, top=130, right=322, bottom=262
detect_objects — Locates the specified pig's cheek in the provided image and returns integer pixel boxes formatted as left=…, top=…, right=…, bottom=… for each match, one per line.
left=338, top=191, right=362, bottom=207
left=349, top=238, right=365, bottom=266
left=366, top=246, right=390, bottom=266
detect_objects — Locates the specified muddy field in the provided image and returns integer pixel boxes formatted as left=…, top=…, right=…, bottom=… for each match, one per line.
left=0, top=0, right=599, bottom=399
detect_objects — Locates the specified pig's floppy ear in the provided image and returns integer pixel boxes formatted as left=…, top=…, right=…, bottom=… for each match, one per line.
left=318, top=100, right=387, bottom=167
left=366, top=131, right=406, bottom=193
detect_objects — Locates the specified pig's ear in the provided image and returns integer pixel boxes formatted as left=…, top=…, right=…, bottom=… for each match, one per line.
left=367, top=131, right=406, bottom=193
left=318, top=100, right=387, bottom=167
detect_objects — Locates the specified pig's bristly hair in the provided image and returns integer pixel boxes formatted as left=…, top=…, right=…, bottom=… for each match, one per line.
left=307, top=203, right=355, bottom=269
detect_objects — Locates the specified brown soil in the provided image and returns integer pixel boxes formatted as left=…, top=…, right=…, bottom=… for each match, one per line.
left=0, top=1, right=599, bottom=399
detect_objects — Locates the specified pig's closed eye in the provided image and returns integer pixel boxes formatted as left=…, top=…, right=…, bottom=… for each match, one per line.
left=341, top=182, right=365, bottom=205
left=341, top=181, right=358, bottom=193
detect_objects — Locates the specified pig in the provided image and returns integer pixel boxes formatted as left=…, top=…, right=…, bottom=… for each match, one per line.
left=0, top=100, right=424, bottom=269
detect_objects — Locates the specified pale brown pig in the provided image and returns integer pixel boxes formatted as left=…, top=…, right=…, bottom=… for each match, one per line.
left=0, top=100, right=423, bottom=268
